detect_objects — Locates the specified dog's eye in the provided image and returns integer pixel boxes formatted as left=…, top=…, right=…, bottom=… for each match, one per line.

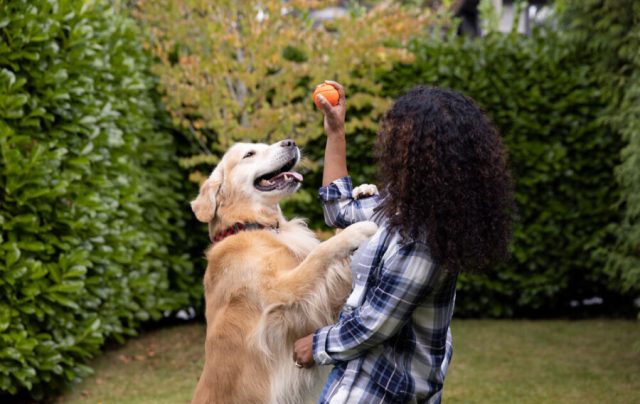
left=243, top=151, right=256, bottom=159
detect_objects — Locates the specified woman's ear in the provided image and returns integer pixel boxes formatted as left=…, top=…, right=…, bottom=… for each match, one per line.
left=191, top=165, right=223, bottom=223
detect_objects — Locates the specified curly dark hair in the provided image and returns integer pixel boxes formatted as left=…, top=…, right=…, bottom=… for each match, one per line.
left=374, top=86, right=514, bottom=273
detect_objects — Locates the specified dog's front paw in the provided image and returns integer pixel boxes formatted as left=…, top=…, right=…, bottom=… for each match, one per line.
left=341, top=221, right=378, bottom=250
left=352, top=184, right=379, bottom=200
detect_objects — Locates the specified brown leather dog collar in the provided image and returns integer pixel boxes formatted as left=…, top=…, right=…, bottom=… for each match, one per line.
left=209, top=221, right=279, bottom=244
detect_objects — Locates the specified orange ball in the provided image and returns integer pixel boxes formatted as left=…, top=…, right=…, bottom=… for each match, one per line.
left=313, top=83, right=339, bottom=109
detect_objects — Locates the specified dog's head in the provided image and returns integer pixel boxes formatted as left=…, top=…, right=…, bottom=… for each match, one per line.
left=191, top=139, right=302, bottom=223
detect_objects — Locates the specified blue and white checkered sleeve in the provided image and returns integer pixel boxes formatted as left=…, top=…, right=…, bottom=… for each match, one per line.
left=313, top=242, right=438, bottom=364
left=318, top=176, right=380, bottom=228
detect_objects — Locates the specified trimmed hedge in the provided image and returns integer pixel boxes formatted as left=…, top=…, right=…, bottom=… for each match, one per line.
left=555, top=0, right=640, bottom=298
left=0, top=0, right=197, bottom=398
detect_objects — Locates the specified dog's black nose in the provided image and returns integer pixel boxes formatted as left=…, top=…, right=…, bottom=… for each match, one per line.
left=281, top=139, right=296, bottom=148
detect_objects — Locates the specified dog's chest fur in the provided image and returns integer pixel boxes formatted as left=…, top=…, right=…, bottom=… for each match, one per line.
left=204, top=219, right=318, bottom=290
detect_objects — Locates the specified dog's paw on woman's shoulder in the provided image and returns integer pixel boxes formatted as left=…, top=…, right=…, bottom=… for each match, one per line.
left=352, top=184, right=378, bottom=200
left=341, top=221, right=378, bottom=249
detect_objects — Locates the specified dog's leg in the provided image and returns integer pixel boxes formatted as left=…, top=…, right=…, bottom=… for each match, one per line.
left=258, top=220, right=377, bottom=349
left=269, top=221, right=377, bottom=303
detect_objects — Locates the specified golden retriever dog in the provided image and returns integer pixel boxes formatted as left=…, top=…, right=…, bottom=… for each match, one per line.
left=190, top=139, right=377, bottom=404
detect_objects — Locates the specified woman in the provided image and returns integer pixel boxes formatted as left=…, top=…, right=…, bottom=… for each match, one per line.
left=293, top=82, right=514, bottom=403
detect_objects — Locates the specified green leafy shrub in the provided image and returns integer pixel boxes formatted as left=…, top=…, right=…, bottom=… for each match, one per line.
left=556, top=0, right=640, bottom=299
left=0, top=0, right=197, bottom=398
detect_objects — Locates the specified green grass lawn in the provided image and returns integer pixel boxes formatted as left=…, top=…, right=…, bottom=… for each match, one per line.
left=57, top=320, right=640, bottom=404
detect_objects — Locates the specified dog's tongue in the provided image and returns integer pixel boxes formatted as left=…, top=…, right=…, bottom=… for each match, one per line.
left=273, top=172, right=303, bottom=182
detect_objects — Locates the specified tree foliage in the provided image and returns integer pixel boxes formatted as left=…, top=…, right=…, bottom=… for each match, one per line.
left=0, top=0, right=196, bottom=397
left=136, top=0, right=446, bottom=202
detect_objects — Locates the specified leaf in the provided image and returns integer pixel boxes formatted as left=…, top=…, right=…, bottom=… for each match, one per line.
left=0, top=68, right=16, bottom=88
left=79, top=141, right=93, bottom=155
left=48, top=281, right=84, bottom=294
left=0, top=305, right=11, bottom=332
left=17, top=241, right=46, bottom=252
left=45, top=293, right=80, bottom=310
left=63, top=265, right=87, bottom=279
left=5, top=243, right=21, bottom=267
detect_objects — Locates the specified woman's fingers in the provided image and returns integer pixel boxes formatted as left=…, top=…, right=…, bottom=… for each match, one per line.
left=293, top=334, right=316, bottom=368
left=324, top=80, right=345, bottom=106
left=318, top=95, right=341, bottom=132
left=316, top=94, right=334, bottom=114
left=316, top=80, right=346, bottom=137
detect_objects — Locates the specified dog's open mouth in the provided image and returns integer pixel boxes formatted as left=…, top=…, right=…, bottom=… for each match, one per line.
left=254, top=157, right=303, bottom=192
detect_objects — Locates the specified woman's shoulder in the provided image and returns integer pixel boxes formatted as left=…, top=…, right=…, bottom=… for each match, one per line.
left=377, top=222, right=431, bottom=260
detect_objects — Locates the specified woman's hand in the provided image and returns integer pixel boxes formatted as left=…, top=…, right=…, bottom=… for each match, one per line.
left=318, top=81, right=349, bottom=186
left=293, top=333, right=315, bottom=369
left=316, top=80, right=346, bottom=138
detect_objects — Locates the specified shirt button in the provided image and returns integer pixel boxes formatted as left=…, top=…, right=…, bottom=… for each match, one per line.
left=357, top=274, right=362, bottom=280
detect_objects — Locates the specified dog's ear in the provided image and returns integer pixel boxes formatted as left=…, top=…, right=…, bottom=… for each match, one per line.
left=191, top=165, right=223, bottom=223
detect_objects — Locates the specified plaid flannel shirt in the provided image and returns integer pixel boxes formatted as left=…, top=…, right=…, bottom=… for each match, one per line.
left=313, top=176, right=458, bottom=404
